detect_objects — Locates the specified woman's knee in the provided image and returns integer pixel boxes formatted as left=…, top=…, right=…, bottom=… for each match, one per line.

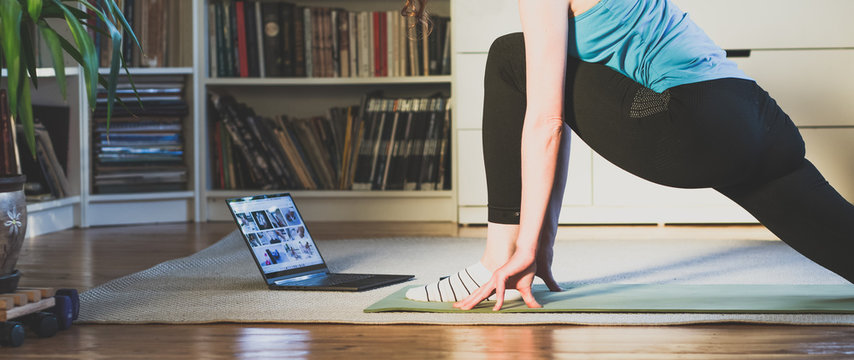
left=485, top=33, right=526, bottom=92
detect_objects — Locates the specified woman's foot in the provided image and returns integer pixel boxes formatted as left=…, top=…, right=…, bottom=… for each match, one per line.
left=405, top=262, right=521, bottom=302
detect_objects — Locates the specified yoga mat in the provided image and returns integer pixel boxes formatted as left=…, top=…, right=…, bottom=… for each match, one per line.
left=79, top=231, right=854, bottom=325
left=365, top=284, right=854, bottom=314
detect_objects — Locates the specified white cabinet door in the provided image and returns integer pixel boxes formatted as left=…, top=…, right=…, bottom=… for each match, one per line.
left=731, top=49, right=854, bottom=127
left=457, top=129, right=592, bottom=207
left=591, top=154, right=735, bottom=207
left=453, top=0, right=521, bottom=53
left=673, top=0, right=854, bottom=49
left=801, top=128, right=854, bottom=202
left=454, top=54, right=488, bottom=130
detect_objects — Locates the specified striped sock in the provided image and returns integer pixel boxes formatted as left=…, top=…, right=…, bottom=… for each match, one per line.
left=405, top=262, right=521, bottom=302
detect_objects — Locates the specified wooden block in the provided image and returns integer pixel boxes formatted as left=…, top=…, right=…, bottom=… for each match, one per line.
left=0, top=296, right=14, bottom=310
left=2, top=292, right=28, bottom=306
left=17, top=287, right=57, bottom=298
left=0, top=297, right=55, bottom=321
left=16, top=289, right=42, bottom=302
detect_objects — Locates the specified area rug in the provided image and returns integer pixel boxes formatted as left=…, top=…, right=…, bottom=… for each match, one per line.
left=79, top=230, right=854, bottom=325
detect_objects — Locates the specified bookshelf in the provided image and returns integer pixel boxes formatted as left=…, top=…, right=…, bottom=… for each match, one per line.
left=197, top=0, right=456, bottom=222
left=18, top=0, right=458, bottom=238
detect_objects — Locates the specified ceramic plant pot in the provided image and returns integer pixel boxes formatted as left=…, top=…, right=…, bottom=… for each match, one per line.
left=0, top=175, right=27, bottom=293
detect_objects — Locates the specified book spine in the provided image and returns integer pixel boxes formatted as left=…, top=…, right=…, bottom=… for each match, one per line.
left=331, top=9, right=340, bottom=78
left=280, top=3, right=295, bottom=77
left=321, top=8, right=331, bottom=78
left=229, top=0, right=241, bottom=76
left=348, top=12, right=357, bottom=78
left=372, top=12, right=380, bottom=77
left=352, top=97, right=376, bottom=189
left=122, top=0, right=135, bottom=65
left=293, top=7, right=306, bottom=77
left=338, top=10, right=349, bottom=78
left=221, top=0, right=233, bottom=76
left=303, top=7, right=313, bottom=78
left=437, top=98, right=452, bottom=190
left=255, top=2, right=266, bottom=77
left=421, top=21, right=429, bottom=76
left=380, top=101, right=400, bottom=190
left=442, top=18, right=452, bottom=75
left=235, top=1, right=249, bottom=78
left=208, top=2, right=218, bottom=78
left=244, top=0, right=259, bottom=77
left=407, top=17, right=417, bottom=76
left=215, top=1, right=226, bottom=77
left=419, top=98, right=438, bottom=190
left=391, top=99, right=414, bottom=190
left=260, top=2, right=281, bottom=77
left=359, top=12, right=371, bottom=78
left=403, top=98, right=424, bottom=190
left=386, top=12, right=392, bottom=77
left=429, top=17, right=439, bottom=75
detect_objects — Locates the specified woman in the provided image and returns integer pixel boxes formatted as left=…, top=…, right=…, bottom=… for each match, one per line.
left=402, top=0, right=854, bottom=311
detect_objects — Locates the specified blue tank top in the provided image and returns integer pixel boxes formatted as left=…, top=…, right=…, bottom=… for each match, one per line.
left=571, top=0, right=752, bottom=93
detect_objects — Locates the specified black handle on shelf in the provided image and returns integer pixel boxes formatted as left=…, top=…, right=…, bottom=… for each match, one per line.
left=725, top=49, right=752, bottom=58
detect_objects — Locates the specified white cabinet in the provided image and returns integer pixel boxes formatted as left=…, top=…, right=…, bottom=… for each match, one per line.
left=731, top=50, right=854, bottom=127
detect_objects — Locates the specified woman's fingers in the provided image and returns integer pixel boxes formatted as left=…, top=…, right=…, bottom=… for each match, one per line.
left=492, top=281, right=506, bottom=311
left=454, top=278, right=496, bottom=310
left=519, top=286, right=542, bottom=308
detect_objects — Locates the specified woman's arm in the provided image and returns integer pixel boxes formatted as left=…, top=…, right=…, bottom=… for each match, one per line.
left=454, top=0, right=570, bottom=311
left=517, top=0, right=570, bottom=258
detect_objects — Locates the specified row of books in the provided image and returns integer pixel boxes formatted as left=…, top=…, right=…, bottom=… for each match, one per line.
left=92, top=76, right=189, bottom=194
left=208, top=0, right=451, bottom=78
left=208, top=91, right=452, bottom=191
left=3, top=90, right=71, bottom=201
left=87, top=0, right=193, bottom=68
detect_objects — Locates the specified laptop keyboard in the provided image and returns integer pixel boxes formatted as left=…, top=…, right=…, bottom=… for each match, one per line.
left=286, top=273, right=374, bottom=287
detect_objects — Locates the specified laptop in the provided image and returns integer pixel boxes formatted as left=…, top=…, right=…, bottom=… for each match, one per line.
left=226, top=192, right=414, bottom=291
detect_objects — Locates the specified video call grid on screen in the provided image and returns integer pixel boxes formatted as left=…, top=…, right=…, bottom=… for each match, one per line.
left=230, top=196, right=323, bottom=274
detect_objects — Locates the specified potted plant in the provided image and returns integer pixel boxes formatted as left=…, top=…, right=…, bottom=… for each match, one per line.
left=0, top=0, right=139, bottom=293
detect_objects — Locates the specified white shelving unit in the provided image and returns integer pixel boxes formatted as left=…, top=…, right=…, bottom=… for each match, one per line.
left=197, top=0, right=456, bottom=223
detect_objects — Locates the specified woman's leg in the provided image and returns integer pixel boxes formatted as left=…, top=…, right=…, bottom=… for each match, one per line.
left=568, top=59, right=854, bottom=283
left=406, top=33, right=570, bottom=301
left=480, top=33, right=572, bottom=287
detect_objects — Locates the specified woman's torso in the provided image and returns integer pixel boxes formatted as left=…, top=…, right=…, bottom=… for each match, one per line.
left=567, top=0, right=752, bottom=92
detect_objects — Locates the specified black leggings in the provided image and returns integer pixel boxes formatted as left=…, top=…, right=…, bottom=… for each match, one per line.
left=483, top=33, right=854, bottom=282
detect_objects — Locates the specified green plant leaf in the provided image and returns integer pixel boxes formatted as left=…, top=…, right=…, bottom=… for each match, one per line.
left=103, top=0, right=140, bottom=55
left=20, top=18, right=38, bottom=89
left=53, top=0, right=98, bottom=111
left=41, top=2, right=87, bottom=20
left=55, top=30, right=138, bottom=117
left=96, top=1, right=124, bottom=128
left=27, top=0, right=42, bottom=21
left=37, top=21, right=67, bottom=100
left=0, top=0, right=23, bottom=118
left=19, top=70, right=36, bottom=158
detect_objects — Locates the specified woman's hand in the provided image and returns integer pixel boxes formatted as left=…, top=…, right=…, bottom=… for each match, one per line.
left=453, top=250, right=542, bottom=311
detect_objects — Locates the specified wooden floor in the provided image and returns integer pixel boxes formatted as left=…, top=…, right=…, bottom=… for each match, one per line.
left=6, top=221, right=854, bottom=359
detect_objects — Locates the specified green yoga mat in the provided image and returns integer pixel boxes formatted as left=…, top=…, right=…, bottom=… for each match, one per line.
left=365, top=284, right=854, bottom=314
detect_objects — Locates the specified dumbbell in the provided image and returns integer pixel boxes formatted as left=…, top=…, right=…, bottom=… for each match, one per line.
left=51, top=295, right=74, bottom=330
left=55, top=288, right=79, bottom=320
left=19, top=312, right=58, bottom=338
left=0, top=321, right=25, bottom=347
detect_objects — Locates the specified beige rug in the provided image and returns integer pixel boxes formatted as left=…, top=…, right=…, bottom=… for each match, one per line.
left=79, top=230, right=854, bottom=325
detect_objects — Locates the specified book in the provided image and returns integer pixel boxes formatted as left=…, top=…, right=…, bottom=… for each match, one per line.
left=244, top=0, right=260, bottom=77
left=255, top=2, right=266, bottom=77
left=279, top=3, right=295, bottom=77
left=337, top=10, right=349, bottom=78
left=260, top=1, right=282, bottom=77
left=208, top=2, right=218, bottom=77
left=303, top=7, right=313, bottom=78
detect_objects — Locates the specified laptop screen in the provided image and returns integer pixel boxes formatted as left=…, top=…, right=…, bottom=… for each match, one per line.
left=226, top=193, right=326, bottom=279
